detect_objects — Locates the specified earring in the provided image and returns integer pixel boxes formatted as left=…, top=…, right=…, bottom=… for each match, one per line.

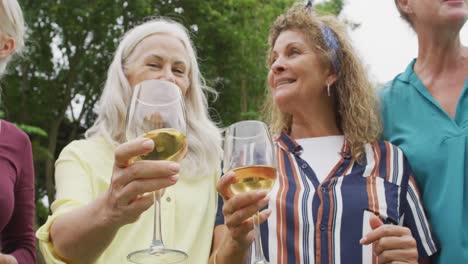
left=327, top=82, right=331, bottom=96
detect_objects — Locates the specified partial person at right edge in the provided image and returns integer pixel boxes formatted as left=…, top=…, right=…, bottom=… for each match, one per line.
left=380, top=1, right=468, bottom=263
left=0, top=0, right=36, bottom=264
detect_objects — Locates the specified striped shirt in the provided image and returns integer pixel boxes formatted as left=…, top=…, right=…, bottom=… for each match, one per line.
left=216, top=131, right=437, bottom=263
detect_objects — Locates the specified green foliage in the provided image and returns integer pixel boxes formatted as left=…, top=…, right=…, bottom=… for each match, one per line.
left=35, top=199, right=49, bottom=227
left=1, top=0, right=173, bottom=225
left=315, top=0, right=344, bottom=15
left=16, top=124, right=48, bottom=137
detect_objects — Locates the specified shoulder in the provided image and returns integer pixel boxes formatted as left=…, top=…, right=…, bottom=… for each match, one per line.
left=58, top=136, right=113, bottom=161
left=369, top=140, right=412, bottom=185
left=368, top=140, right=409, bottom=170
left=378, top=75, right=407, bottom=103
left=378, top=60, right=416, bottom=105
left=0, top=120, right=31, bottom=146
left=370, top=140, right=406, bottom=158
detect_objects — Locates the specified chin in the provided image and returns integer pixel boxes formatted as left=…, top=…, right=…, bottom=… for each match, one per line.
left=446, top=15, right=468, bottom=28
left=273, top=98, right=293, bottom=114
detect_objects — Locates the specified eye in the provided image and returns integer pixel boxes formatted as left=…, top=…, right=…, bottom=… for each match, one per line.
left=147, top=63, right=161, bottom=68
left=288, top=48, right=300, bottom=56
left=173, top=68, right=185, bottom=74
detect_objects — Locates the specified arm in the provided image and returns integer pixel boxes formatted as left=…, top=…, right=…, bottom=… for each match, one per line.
left=49, top=138, right=180, bottom=263
left=209, top=172, right=271, bottom=264
left=0, top=254, right=18, bottom=264
left=1, top=132, right=36, bottom=263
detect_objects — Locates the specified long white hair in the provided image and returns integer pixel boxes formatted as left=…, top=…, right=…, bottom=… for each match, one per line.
left=85, top=18, right=222, bottom=178
left=0, top=0, right=25, bottom=77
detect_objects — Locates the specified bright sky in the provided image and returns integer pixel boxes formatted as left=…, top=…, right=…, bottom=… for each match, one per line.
left=341, top=0, right=468, bottom=84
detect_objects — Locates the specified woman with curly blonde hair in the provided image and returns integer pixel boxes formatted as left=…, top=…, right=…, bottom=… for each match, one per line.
left=212, top=2, right=437, bottom=264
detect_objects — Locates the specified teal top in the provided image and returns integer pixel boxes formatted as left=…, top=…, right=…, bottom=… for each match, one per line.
left=380, top=59, right=468, bottom=263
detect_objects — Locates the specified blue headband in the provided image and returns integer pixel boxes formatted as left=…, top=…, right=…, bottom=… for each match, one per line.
left=305, top=0, right=340, bottom=73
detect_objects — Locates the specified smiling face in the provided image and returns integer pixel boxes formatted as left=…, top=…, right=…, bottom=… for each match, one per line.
left=125, top=33, right=190, bottom=96
left=406, top=0, right=468, bottom=28
left=267, top=29, right=335, bottom=114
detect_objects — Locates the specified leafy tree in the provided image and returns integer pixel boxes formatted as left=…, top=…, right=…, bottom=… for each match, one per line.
left=1, top=0, right=345, bottom=220
left=2, top=0, right=173, bottom=212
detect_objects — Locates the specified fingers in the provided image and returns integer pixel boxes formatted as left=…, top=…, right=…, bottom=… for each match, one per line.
left=360, top=223, right=418, bottom=264
left=217, top=171, right=237, bottom=200
left=114, top=160, right=180, bottom=187
left=125, top=193, right=154, bottom=220
left=129, top=193, right=154, bottom=215
left=227, top=209, right=272, bottom=243
left=377, top=248, right=418, bottom=263
left=223, top=190, right=268, bottom=218
left=107, top=149, right=181, bottom=224
left=360, top=225, right=412, bottom=245
left=120, top=177, right=178, bottom=203
left=225, top=195, right=269, bottom=228
left=369, top=214, right=384, bottom=230
left=373, top=235, right=417, bottom=256
left=256, top=208, right=272, bottom=225
left=114, top=138, right=154, bottom=168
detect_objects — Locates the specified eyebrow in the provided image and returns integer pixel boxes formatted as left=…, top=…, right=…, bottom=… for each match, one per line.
left=148, top=54, right=187, bottom=67
left=271, top=41, right=305, bottom=54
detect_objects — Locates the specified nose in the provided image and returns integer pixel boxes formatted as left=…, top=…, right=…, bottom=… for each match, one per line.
left=271, top=57, right=286, bottom=74
left=156, top=66, right=176, bottom=83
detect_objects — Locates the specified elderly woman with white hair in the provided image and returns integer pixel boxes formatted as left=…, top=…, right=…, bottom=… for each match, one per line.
left=0, top=0, right=36, bottom=264
left=36, top=18, right=222, bottom=264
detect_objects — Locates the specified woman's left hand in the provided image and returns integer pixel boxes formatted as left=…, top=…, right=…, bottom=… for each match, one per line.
left=360, top=215, right=419, bottom=264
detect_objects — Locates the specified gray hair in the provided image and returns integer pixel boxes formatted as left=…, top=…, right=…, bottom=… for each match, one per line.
left=0, top=0, right=25, bottom=76
left=85, top=18, right=222, bottom=178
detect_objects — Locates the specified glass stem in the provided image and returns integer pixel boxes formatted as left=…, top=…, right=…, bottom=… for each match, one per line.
left=253, top=212, right=267, bottom=263
left=150, top=190, right=164, bottom=253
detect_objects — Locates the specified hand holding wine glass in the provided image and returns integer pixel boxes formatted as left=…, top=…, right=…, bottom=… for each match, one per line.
left=107, top=137, right=180, bottom=226
left=219, top=120, right=276, bottom=264
left=126, top=79, right=188, bottom=264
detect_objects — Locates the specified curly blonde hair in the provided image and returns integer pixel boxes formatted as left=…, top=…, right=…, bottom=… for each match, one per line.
left=262, top=4, right=381, bottom=162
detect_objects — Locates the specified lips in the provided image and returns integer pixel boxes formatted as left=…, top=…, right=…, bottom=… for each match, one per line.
left=274, top=78, right=296, bottom=88
left=442, top=0, right=464, bottom=3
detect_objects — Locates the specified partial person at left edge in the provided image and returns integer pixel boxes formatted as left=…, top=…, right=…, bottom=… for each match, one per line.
left=0, top=0, right=36, bottom=264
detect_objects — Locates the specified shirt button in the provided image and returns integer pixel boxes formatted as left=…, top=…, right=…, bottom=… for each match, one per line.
left=320, top=225, right=326, bottom=231
left=166, top=197, right=171, bottom=202
left=301, top=164, right=308, bottom=169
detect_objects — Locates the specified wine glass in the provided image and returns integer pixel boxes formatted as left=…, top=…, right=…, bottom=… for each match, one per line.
left=126, top=79, right=188, bottom=264
left=223, top=120, right=276, bottom=264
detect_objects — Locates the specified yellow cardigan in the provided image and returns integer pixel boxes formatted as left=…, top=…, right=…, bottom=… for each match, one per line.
left=36, top=136, right=219, bottom=264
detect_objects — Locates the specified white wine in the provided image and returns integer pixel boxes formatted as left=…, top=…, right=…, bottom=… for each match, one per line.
left=230, top=165, right=276, bottom=195
left=140, top=128, right=187, bottom=161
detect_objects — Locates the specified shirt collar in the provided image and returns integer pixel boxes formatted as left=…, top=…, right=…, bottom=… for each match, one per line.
left=277, top=130, right=351, bottom=159
left=277, top=130, right=303, bottom=155
left=396, top=58, right=417, bottom=84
